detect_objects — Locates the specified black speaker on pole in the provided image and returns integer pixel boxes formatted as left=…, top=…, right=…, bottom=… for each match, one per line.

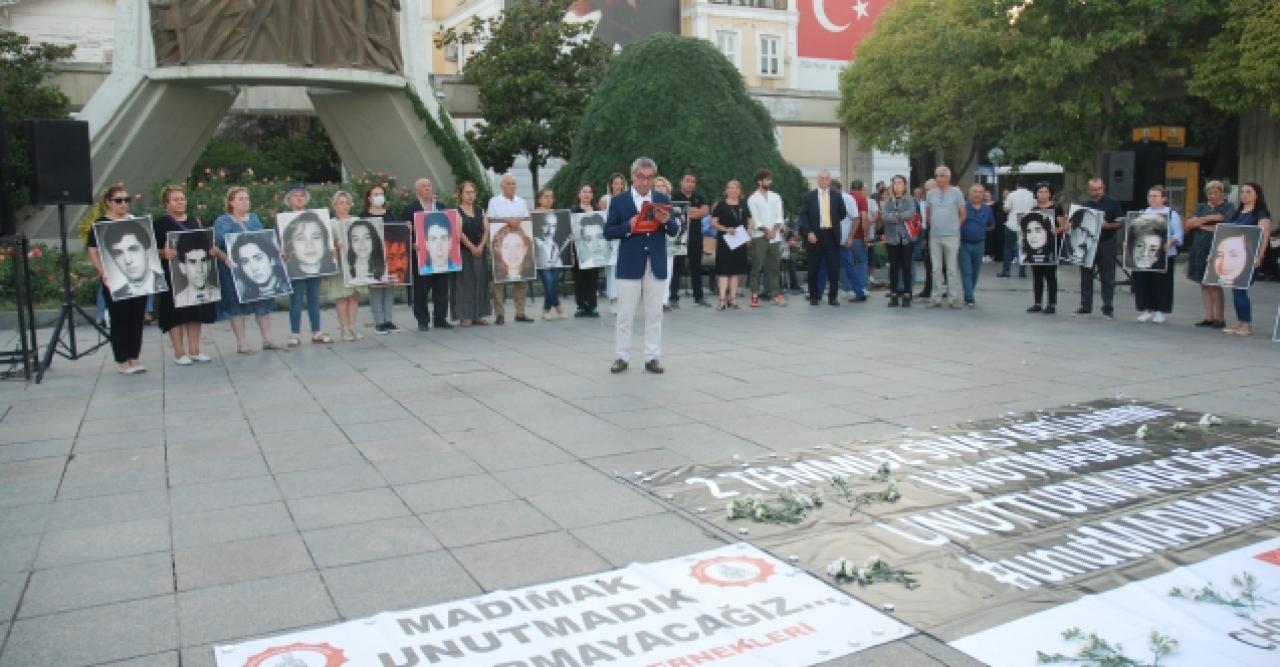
left=1103, top=150, right=1135, bottom=204
left=25, top=119, right=93, bottom=206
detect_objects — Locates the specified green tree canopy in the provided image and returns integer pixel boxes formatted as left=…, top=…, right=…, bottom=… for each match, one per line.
left=1190, top=0, right=1280, bottom=117
left=435, top=0, right=611, bottom=192
left=549, top=33, right=806, bottom=213
left=1, top=30, right=74, bottom=210
left=841, top=0, right=1222, bottom=176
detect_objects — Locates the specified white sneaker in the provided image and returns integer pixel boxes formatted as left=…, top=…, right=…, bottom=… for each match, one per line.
left=190, top=353, right=211, bottom=363
left=1152, top=312, right=1167, bottom=324
left=174, top=355, right=193, bottom=366
left=1137, top=311, right=1154, bottom=323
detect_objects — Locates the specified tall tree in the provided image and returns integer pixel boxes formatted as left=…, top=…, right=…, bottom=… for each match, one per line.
left=435, top=0, right=611, bottom=191
left=548, top=33, right=807, bottom=211
left=0, top=30, right=74, bottom=210
left=1189, top=0, right=1280, bottom=117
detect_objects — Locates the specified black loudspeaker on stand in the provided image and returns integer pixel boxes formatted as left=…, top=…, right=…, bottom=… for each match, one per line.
left=25, top=119, right=107, bottom=383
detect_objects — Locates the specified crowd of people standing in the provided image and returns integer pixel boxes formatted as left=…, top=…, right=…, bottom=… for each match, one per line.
left=89, top=161, right=1275, bottom=375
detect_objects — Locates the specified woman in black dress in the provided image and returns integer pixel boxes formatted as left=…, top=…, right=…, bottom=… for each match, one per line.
left=451, top=180, right=493, bottom=326
left=87, top=183, right=149, bottom=374
left=711, top=179, right=751, bottom=310
left=570, top=182, right=601, bottom=318
left=154, top=185, right=218, bottom=365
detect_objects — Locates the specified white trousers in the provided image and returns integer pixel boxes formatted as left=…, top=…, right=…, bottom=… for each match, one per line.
left=929, top=234, right=960, bottom=303
left=615, top=262, right=665, bottom=362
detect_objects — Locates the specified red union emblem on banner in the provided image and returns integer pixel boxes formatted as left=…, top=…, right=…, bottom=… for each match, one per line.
left=1255, top=548, right=1280, bottom=567
left=799, top=0, right=895, bottom=61
left=243, top=642, right=347, bottom=667
left=691, top=555, right=776, bottom=588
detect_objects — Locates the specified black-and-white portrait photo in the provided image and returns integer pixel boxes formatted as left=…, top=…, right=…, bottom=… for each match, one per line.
left=1063, top=205, right=1103, bottom=267
left=277, top=209, right=338, bottom=280
left=93, top=216, right=168, bottom=299
left=167, top=230, right=220, bottom=308
left=227, top=230, right=292, bottom=302
left=571, top=212, right=612, bottom=269
left=1017, top=211, right=1058, bottom=266
left=532, top=210, right=573, bottom=270
left=490, top=220, right=536, bottom=283
left=1124, top=211, right=1169, bottom=272
left=666, top=202, right=689, bottom=256
left=338, top=217, right=389, bottom=286
left=1202, top=223, right=1262, bottom=289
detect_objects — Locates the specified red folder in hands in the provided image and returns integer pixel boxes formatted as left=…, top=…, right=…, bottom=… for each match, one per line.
left=633, top=202, right=670, bottom=234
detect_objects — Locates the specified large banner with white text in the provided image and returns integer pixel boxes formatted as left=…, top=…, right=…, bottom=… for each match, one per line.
left=215, top=544, right=910, bottom=667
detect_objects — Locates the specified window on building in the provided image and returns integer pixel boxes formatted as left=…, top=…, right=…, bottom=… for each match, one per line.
left=715, top=30, right=740, bottom=67
left=759, top=35, right=780, bottom=77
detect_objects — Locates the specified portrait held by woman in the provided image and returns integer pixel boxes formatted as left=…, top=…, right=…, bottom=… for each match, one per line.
left=490, top=220, right=536, bottom=283
left=86, top=184, right=153, bottom=374
left=213, top=186, right=286, bottom=353
left=154, top=185, right=217, bottom=365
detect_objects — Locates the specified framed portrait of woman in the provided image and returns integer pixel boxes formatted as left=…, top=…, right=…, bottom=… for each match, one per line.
left=1017, top=211, right=1058, bottom=266
left=1201, top=224, right=1262, bottom=289
left=1123, top=211, right=1169, bottom=273
left=337, top=217, right=389, bottom=287
left=276, top=209, right=338, bottom=279
left=490, top=220, right=536, bottom=283
left=226, top=230, right=292, bottom=303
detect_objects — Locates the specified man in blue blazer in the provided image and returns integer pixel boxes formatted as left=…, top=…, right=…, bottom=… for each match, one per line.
left=605, top=156, right=677, bottom=374
left=798, top=169, right=849, bottom=305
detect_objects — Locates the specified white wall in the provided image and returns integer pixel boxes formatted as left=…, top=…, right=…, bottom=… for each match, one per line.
left=2, top=0, right=117, bottom=64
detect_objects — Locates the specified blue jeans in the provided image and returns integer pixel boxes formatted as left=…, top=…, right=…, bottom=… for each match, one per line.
left=288, top=277, right=322, bottom=334
left=1232, top=287, right=1251, bottom=323
left=845, top=240, right=868, bottom=295
left=1002, top=228, right=1025, bottom=276
left=959, top=241, right=984, bottom=303
left=539, top=269, right=561, bottom=309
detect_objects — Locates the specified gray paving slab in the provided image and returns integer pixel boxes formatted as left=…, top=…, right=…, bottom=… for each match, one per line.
left=170, top=502, right=295, bottom=550
left=274, top=461, right=387, bottom=499
left=35, top=518, right=171, bottom=569
left=571, top=512, right=728, bottom=566
left=394, top=473, right=516, bottom=513
left=0, top=439, right=73, bottom=464
left=286, top=487, right=410, bottom=531
left=525, top=483, right=665, bottom=529
left=370, top=450, right=485, bottom=484
left=0, top=595, right=178, bottom=667
left=0, top=571, right=27, bottom=622
left=168, top=476, right=282, bottom=515
left=176, top=572, right=337, bottom=647
left=175, top=534, right=313, bottom=591
left=321, top=551, right=481, bottom=618
left=301, top=516, right=442, bottom=568
left=420, top=499, right=559, bottom=548
left=451, top=530, right=613, bottom=591
left=20, top=552, right=174, bottom=618
left=46, top=489, right=171, bottom=532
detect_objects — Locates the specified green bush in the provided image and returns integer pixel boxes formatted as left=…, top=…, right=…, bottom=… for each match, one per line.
left=548, top=33, right=806, bottom=212
left=0, top=244, right=98, bottom=308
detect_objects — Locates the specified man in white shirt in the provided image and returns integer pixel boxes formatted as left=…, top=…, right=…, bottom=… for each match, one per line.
left=486, top=173, right=533, bottom=324
left=746, top=169, right=786, bottom=306
left=1001, top=180, right=1034, bottom=278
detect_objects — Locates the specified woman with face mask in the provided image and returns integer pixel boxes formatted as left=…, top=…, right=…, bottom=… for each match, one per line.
left=363, top=184, right=400, bottom=334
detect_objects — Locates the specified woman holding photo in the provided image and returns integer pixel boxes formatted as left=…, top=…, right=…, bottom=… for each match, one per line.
left=1132, top=185, right=1184, bottom=324
left=86, top=183, right=149, bottom=374
left=571, top=182, right=601, bottom=318
left=327, top=191, right=368, bottom=342
left=1222, top=182, right=1272, bottom=336
left=213, top=186, right=285, bottom=355
left=154, top=185, right=217, bottom=365
left=1184, top=180, right=1233, bottom=329
left=710, top=180, right=751, bottom=310
left=363, top=184, right=399, bottom=334
left=1025, top=182, right=1066, bottom=315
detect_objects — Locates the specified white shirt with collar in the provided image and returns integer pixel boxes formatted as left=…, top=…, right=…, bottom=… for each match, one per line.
left=1004, top=187, right=1035, bottom=231
left=839, top=191, right=861, bottom=240
left=747, top=189, right=784, bottom=242
left=630, top=187, right=651, bottom=212
left=486, top=194, right=529, bottom=220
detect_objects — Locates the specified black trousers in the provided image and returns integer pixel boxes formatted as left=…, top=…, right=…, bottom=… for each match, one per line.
left=573, top=266, right=598, bottom=310
left=413, top=272, right=451, bottom=325
left=103, top=287, right=146, bottom=363
left=1133, top=259, right=1175, bottom=312
left=807, top=229, right=841, bottom=302
left=1032, top=265, right=1058, bottom=305
left=887, top=242, right=913, bottom=295
left=1079, top=237, right=1116, bottom=313
left=669, top=253, right=705, bottom=303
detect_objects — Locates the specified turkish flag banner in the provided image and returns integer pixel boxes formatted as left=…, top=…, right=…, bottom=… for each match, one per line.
left=798, top=0, right=895, bottom=61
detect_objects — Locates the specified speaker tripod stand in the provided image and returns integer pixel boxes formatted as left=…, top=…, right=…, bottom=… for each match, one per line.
left=36, top=204, right=107, bottom=383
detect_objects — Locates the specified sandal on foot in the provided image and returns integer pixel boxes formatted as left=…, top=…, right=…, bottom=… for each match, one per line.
left=262, top=340, right=287, bottom=350
left=311, top=333, right=333, bottom=344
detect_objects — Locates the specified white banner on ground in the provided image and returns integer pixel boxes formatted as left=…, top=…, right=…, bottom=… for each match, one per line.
left=214, top=543, right=911, bottom=667
left=951, top=535, right=1280, bottom=666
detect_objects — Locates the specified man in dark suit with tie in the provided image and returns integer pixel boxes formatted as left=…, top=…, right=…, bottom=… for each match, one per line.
left=798, top=169, right=849, bottom=305
left=604, top=156, right=677, bottom=374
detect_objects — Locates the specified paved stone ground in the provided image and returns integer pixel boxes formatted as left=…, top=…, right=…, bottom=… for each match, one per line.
left=0, top=262, right=1276, bottom=667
